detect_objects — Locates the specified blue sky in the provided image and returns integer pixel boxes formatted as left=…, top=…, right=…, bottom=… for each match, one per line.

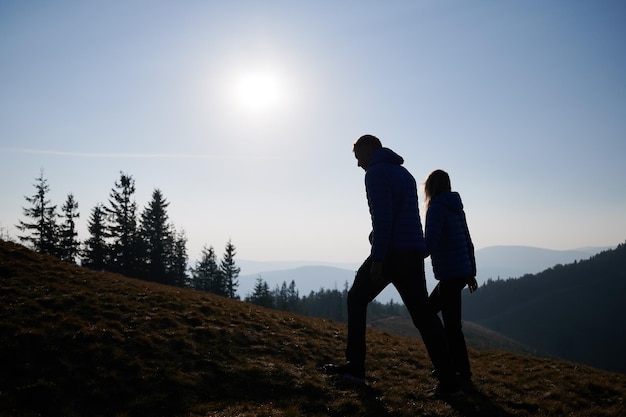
left=1, top=1, right=625, bottom=264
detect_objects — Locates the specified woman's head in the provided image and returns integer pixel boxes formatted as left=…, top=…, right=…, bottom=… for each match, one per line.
left=424, top=169, right=451, bottom=208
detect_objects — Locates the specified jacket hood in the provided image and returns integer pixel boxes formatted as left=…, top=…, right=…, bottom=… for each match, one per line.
left=370, top=147, right=404, bottom=167
left=431, top=191, right=464, bottom=213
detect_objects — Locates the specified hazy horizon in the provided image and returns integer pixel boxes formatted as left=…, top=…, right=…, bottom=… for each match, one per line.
left=234, top=244, right=616, bottom=302
left=2, top=1, right=625, bottom=263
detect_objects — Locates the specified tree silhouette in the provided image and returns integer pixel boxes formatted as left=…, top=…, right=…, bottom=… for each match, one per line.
left=286, top=280, right=300, bottom=312
left=106, top=172, right=139, bottom=277
left=220, top=239, right=241, bottom=299
left=139, top=189, right=173, bottom=283
left=81, top=203, right=109, bottom=270
left=246, top=276, right=274, bottom=308
left=16, top=170, right=58, bottom=255
left=191, top=245, right=225, bottom=295
left=168, top=229, right=189, bottom=287
left=272, top=281, right=289, bottom=311
left=57, top=193, right=80, bottom=263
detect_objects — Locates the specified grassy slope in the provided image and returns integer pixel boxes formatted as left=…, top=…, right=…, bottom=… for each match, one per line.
left=1, top=240, right=625, bottom=417
left=368, top=316, right=543, bottom=356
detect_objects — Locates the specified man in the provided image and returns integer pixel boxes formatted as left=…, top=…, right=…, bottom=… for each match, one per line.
left=324, top=134, right=463, bottom=398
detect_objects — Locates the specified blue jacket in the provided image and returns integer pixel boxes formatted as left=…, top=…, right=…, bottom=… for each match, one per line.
left=365, top=148, right=426, bottom=261
left=425, top=191, right=476, bottom=280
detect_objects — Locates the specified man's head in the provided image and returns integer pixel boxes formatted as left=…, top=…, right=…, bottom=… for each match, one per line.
left=353, top=134, right=382, bottom=171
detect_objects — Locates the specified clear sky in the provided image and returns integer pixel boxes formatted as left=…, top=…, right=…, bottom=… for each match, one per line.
left=1, top=1, right=625, bottom=264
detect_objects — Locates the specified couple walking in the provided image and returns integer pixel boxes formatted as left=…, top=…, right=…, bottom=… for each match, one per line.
left=324, top=134, right=477, bottom=399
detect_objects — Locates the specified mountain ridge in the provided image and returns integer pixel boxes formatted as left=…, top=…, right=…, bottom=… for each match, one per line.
left=236, top=245, right=613, bottom=302
left=463, top=243, right=626, bottom=374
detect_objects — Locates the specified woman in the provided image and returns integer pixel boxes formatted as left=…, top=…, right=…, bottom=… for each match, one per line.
left=424, top=169, right=478, bottom=388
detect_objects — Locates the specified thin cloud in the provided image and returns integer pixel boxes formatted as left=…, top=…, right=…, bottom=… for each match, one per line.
left=0, top=147, right=274, bottom=160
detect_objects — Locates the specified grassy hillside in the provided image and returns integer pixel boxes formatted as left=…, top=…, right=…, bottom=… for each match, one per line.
left=1, top=240, right=625, bottom=417
left=368, top=317, right=543, bottom=357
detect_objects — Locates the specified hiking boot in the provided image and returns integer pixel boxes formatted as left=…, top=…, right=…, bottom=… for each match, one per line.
left=323, top=362, right=365, bottom=385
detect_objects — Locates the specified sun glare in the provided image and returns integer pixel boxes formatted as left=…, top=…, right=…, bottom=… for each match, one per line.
left=235, top=71, right=283, bottom=112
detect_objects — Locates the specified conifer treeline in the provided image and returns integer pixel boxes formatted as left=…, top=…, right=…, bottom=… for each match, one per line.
left=15, top=170, right=240, bottom=296
left=244, top=277, right=408, bottom=322
left=14, top=169, right=408, bottom=319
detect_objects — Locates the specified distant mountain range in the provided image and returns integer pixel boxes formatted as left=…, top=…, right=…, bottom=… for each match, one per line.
left=236, top=245, right=613, bottom=303
left=324, top=244, right=626, bottom=374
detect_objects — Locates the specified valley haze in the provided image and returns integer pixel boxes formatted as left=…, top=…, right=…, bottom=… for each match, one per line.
left=235, top=245, right=612, bottom=303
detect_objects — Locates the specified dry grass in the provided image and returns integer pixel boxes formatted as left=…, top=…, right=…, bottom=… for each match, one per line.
left=368, top=315, right=542, bottom=356
left=1, top=240, right=624, bottom=417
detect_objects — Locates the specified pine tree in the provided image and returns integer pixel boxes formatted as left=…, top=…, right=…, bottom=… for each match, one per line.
left=191, top=245, right=224, bottom=294
left=16, top=170, right=58, bottom=255
left=57, top=193, right=80, bottom=263
left=220, top=239, right=241, bottom=299
left=273, top=281, right=289, bottom=311
left=246, top=276, right=273, bottom=308
left=168, top=229, right=188, bottom=288
left=139, top=189, right=173, bottom=283
left=286, top=280, right=300, bottom=312
left=81, top=203, right=109, bottom=270
left=106, top=172, right=139, bottom=277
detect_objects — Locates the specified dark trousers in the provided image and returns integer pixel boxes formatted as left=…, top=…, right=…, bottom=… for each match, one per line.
left=346, top=251, right=457, bottom=384
left=429, top=278, right=472, bottom=381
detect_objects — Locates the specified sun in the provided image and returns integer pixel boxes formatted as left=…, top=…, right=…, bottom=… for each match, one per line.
left=235, top=70, right=283, bottom=112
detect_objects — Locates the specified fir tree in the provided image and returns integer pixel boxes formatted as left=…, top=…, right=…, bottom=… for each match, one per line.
left=81, top=203, right=109, bottom=270
left=16, top=170, right=58, bottom=255
left=139, top=189, right=173, bottom=283
left=106, top=172, right=139, bottom=277
left=220, top=239, right=241, bottom=299
left=246, top=277, right=273, bottom=308
left=191, top=245, right=224, bottom=294
left=168, top=229, right=188, bottom=288
left=273, top=281, right=289, bottom=311
left=286, top=279, right=300, bottom=312
left=57, top=193, right=80, bottom=263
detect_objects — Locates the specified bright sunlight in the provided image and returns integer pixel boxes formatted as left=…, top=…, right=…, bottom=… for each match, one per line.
left=235, top=70, right=283, bottom=112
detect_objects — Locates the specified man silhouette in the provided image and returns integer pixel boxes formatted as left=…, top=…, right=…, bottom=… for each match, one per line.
left=324, top=134, right=463, bottom=399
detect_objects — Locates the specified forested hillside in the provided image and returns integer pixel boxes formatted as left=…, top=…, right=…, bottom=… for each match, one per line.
left=463, top=243, right=626, bottom=374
